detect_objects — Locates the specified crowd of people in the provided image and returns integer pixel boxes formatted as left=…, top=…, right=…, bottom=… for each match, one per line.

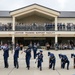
left=57, top=43, right=74, bottom=50
left=0, top=22, right=75, bottom=31
left=15, top=23, right=75, bottom=31
left=45, top=42, right=75, bottom=50
left=15, top=23, right=48, bottom=31
left=57, top=23, right=75, bottom=31
left=0, top=23, right=12, bottom=31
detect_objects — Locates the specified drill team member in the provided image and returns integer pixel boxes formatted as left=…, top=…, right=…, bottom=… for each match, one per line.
left=59, top=54, right=70, bottom=70
left=48, top=52, right=56, bottom=70
left=22, top=47, right=31, bottom=70
left=14, top=44, right=20, bottom=69
left=3, top=44, right=9, bottom=68
left=33, top=43, right=37, bottom=59
left=36, top=50, right=43, bottom=71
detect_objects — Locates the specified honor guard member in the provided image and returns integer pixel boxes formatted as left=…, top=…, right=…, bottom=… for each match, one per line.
left=14, top=44, right=20, bottom=69
left=59, top=54, right=70, bottom=70
left=36, top=50, right=43, bottom=71
left=3, top=44, right=9, bottom=68
left=48, top=52, right=56, bottom=70
left=58, top=54, right=63, bottom=68
left=33, top=43, right=37, bottom=59
left=22, top=47, right=31, bottom=70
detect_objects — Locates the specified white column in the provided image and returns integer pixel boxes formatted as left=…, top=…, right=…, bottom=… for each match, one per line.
left=55, top=35, right=58, bottom=43
left=12, top=35, right=15, bottom=50
left=55, top=17, right=57, bottom=31
left=12, top=17, right=15, bottom=31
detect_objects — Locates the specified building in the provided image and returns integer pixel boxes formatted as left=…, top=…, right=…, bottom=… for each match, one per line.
left=0, top=4, right=75, bottom=48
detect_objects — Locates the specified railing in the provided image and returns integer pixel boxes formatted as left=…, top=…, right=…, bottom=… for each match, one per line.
left=0, top=25, right=12, bottom=31
left=58, top=24, right=75, bottom=31
left=0, top=23, right=12, bottom=31
left=15, top=25, right=55, bottom=31
left=0, top=23, right=75, bottom=31
left=15, top=25, right=75, bottom=31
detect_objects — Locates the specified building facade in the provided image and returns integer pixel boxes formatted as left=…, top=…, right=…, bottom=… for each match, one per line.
left=0, top=4, right=75, bottom=47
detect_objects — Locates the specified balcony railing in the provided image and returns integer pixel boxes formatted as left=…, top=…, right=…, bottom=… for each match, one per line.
left=0, top=23, right=75, bottom=31
left=57, top=23, right=75, bottom=31
left=15, top=23, right=75, bottom=31
left=0, top=23, right=12, bottom=31
left=15, top=24, right=55, bottom=31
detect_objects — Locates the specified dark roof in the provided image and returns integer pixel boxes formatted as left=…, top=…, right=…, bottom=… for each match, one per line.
left=59, top=11, right=75, bottom=18
left=0, top=11, right=11, bottom=18
left=10, top=3, right=60, bottom=13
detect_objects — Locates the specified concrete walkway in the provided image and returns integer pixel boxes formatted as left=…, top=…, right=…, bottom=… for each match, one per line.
left=0, top=50, right=75, bottom=75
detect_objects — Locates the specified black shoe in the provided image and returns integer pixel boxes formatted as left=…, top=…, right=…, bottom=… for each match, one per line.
left=53, top=67, right=55, bottom=70
left=16, top=66, right=19, bottom=69
left=6, top=67, right=8, bottom=68
left=49, top=65, right=51, bottom=69
left=53, top=68, right=55, bottom=70
left=28, top=66, right=30, bottom=70
left=40, top=67, right=42, bottom=71
left=67, top=68, right=69, bottom=70
left=37, top=66, right=39, bottom=68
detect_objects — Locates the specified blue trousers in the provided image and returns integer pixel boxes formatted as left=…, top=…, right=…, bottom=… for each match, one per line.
left=14, top=57, right=19, bottom=68
left=49, top=59, right=56, bottom=70
left=26, top=57, right=30, bottom=68
left=62, top=60, right=69, bottom=69
left=33, top=50, right=37, bottom=59
left=37, top=60, right=42, bottom=70
left=4, top=57, right=8, bottom=68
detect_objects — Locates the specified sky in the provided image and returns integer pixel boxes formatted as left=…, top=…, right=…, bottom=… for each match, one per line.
left=0, top=0, right=75, bottom=11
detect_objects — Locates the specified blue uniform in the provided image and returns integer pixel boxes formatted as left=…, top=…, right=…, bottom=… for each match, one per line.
left=36, top=52, right=43, bottom=71
left=14, top=46, right=20, bottom=69
left=48, top=52, right=56, bottom=70
left=25, top=48, right=31, bottom=70
left=33, top=44, right=37, bottom=59
left=59, top=54, right=63, bottom=68
left=59, top=54, right=70, bottom=70
left=3, top=46, right=9, bottom=68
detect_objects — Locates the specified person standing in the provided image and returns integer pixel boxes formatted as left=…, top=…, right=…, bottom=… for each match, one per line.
left=33, top=43, right=37, bottom=59
left=14, top=44, right=20, bottom=69
left=3, top=44, right=9, bottom=68
left=36, top=50, right=43, bottom=71
left=21, top=47, right=31, bottom=70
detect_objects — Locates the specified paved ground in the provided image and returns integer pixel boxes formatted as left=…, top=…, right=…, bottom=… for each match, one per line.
left=0, top=50, right=75, bottom=75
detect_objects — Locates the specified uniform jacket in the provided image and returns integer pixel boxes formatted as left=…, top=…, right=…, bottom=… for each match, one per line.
left=25, top=48, right=31, bottom=58
left=3, top=46, right=9, bottom=58
left=14, top=46, right=20, bottom=58
left=36, top=53, right=43, bottom=62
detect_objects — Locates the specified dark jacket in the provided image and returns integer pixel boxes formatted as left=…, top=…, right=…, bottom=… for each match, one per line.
left=25, top=48, right=31, bottom=58
left=3, top=46, right=9, bottom=58
left=14, top=46, right=20, bottom=58
left=36, top=53, right=43, bottom=62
